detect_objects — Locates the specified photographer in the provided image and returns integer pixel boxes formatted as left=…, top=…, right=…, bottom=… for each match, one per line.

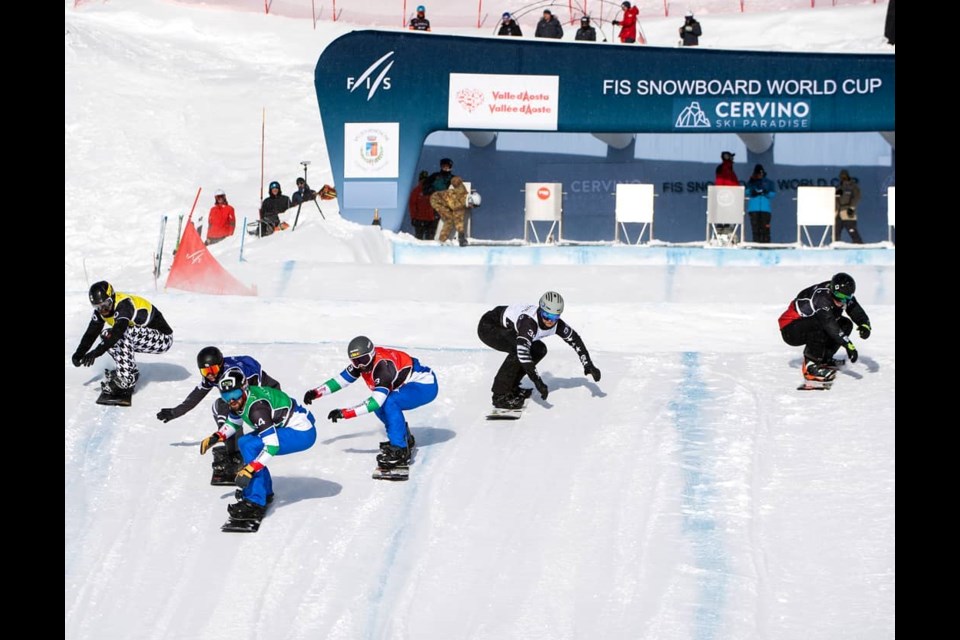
left=679, top=12, right=702, bottom=46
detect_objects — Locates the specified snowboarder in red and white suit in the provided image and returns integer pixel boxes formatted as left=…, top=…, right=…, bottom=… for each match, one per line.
left=302, top=336, right=437, bottom=468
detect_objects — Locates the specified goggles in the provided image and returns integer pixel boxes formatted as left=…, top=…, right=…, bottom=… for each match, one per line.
left=350, top=353, right=373, bottom=369
left=94, top=299, right=114, bottom=314
left=200, top=364, right=221, bottom=379
left=540, top=310, right=560, bottom=323
left=833, top=291, right=852, bottom=304
left=220, top=388, right=244, bottom=402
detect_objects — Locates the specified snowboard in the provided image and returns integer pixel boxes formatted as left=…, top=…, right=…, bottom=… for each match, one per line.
left=486, top=403, right=526, bottom=420
left=97, top=369, right=132, bottom=406
left=796, top=359, right=844, bottom=391
left=372, top=444, right=415, bottom=481
left=221, top=501, right=272, bottom=533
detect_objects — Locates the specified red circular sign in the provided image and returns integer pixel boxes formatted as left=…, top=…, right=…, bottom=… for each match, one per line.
left=537, top=187, right=551, bottom=200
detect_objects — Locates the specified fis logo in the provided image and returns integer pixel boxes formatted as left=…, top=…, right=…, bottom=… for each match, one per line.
left=346, top=52, right=394, bottom=100
left=675, top=101, right=711, bottom=128
left=186, top=249, right=205, bottom=265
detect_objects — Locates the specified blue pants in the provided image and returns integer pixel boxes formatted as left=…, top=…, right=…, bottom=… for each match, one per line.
left=375, top=364, right=438, bottom=447
left=238, top=407, right=316, bottom=506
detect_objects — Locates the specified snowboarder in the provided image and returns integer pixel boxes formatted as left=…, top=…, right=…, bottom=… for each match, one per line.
left=71, top=280, right=173, bottom=405
left=302, top=336, right=438, bottom=471
left=156, top=346, right=282, bottom=483
left=778, top=272, right=872, bottom=383
left=476, top=291, right=601, bottom=410
left=200, top=369, right=317, bottom=521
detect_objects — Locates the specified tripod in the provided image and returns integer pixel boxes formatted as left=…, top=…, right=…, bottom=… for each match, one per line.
left=292, top=160, right=325, bottom=231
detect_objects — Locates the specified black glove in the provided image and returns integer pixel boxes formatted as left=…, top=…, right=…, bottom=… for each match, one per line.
left=156, top=408, right=180, bottom=423
left=532, top=377, right=548, bottom=400
left=71, top=352, right=84, bottom=367
left=844, top=342, right=859, bottom=363
left=584, top=363, right=602, bottom=382
left=328, top=409, right=344, bottom=423
left=79, top=352, right=97, bottom=367
left=612, top=20, right=620, bottom=26
left=858, top=324, right=871, bottom=340
left=200, top=432, right=222, bottom=455
left=302, top=388, right=320, bottom=405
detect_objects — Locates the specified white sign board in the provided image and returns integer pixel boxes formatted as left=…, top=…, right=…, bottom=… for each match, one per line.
left=887, top=186, right=895, bottom=228
left=615, top=184, right=655, bottom=223
left=448, top=73, right=559, bottom=131
left=343, top=122, right=400, bottom=178
left=524, top=183, right=562, bottom=221
left=796, top=186, right=837, bottom=226
left=707, top=185, right=745, bottom=224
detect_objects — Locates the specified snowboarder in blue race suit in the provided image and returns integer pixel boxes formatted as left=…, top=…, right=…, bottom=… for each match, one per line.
left=156, top=346, right=282, bottom=482
left=200, top=369, right=317, bottom=520
left=303, top=336, right=438, bottom=470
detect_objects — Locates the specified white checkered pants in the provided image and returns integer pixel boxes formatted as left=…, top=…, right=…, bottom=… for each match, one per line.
left=103, top=326, right=173, bottom=389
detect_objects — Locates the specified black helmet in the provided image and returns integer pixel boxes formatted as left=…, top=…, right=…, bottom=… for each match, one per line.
left=440, top=158, right=453, bottom=169
left=89, top=280, right=115, bottom=314
left=197, top=346, right=224, bottom=370
left=348, top=335, right=376, bottom=370
left=830, top=272, right=856, bottom=301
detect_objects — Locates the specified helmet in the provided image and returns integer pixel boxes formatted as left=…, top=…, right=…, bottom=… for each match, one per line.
left=197, top=347, right=223, bottom=371
left=467, top=190, right=482, bottom=208
left=830, top=272, right=856, bottom=302
left=269, top=181, right=281, bottom=191
left=440, top=158, right=453, bottom=169
left=89, top=280, right=115, bottom=314
left=539, top=291, right=564, bottom=317
left=348, top=335, right=376, bottom=370
left=218, top=368, right=248, bottom=406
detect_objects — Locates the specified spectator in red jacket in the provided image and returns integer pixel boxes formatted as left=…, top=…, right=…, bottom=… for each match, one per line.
left=612, top=1, right=641, bottom=44
left=715, top=151, right=739, bottom=186
left=206, top=190, right=236, bottom=245
left=408, top=170, right=438, bottom=240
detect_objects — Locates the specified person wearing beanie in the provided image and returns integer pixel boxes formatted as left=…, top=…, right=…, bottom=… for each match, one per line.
left=575, top=15, right=597, bottom=42
left=746, top=164, right=776, bottom=243
left=535, top=9, right=563, bottom=39
left=409, top=5, right=431, bottom=31
left=498, top=12, right=523, bottom=37
left=679, top=11, right=702, bottom=46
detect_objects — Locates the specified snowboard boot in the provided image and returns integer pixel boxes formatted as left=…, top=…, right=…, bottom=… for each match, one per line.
left=99, top=378, right=134, bottom=404
left=234, top=489, right=274, bottom=504
left=492, top=393, right=524, bottom=410
left=227, top=499, right=267, bottom=521
left=513, top=386, right=533, bottom=400
left=376, top=444, right=411, bottom=469
left=802, top=359, right=837, bottom=382
left=225, top=451, right=245, bottom=476
left=380, top=422, right=415, bottom=453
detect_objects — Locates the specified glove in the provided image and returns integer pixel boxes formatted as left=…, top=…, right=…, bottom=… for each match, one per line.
left=199, top=432, right=223, bottom=455
left=844, top=342, right=859, bottom=363
left=584, top=363, right=602, bottom=382
left=612, top=20, right=620, bottom=26
left=858, top=324, right=871, bottom=340
left=235, top=464, right=258, bottom=489
left=302, top=388, right=322, bottom=405
left=328, top=409, right=344, bottom=423
left=532, top=377, right=549, bottom=401
left=71, top=352, right=84, bottom=367
left=156, top=408, right=180, bottom=423
left=79, top=352, right=97, bottom=367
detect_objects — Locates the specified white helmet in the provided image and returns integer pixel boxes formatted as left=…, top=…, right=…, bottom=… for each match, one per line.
left=467, top=191, right=482, bottom=208
left=539, top=291, right=564, bottom=316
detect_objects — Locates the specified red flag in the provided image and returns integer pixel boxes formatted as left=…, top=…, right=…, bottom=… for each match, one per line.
left=165, top=221, right=256, bottom=296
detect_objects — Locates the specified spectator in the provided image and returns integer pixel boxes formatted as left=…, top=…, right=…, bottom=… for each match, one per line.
left=884, top=0, right=895, bottom=45
left=409, top=5, right=430, bottom=31
left=535, top=9, right=563, bottom=39
left=430, top=175, right=470, bottom=246
left=206, top=189, right=236, bottom=246
left=612, top=1, right=640, bottom=44
left=498, top=12, right=522, bottom=37
left=746, top=164, right=776, bottom=243
left=835, top=169, right=864, bottom=244
left=714, top=151, right=740, bottom=240
left=290, top=178, right=316, bottom=206
left=408, top=170, right=438, bottom=240
left=423, top=157, right=455, bottom=198
left=575, top=16, right=597, bottom=42
left=679, top=11, right=702, bottom=46
left=259, top=180, right=291, bottom=236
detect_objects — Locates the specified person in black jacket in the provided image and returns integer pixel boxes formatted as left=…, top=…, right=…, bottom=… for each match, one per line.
left=575, top=16, right=597, bottom=42
left=71, top=280, right=174, bottom=402
left=778, top=272, right=871, bottom=383
left=498, top=12, right=522, bottom=37
left=259, top=180, right=291, bottom=235
left=291, top=177, right=316, bottom=206
left=679, top=12, right=702, bottom=46
left=535, top=9, right=563, bottom=39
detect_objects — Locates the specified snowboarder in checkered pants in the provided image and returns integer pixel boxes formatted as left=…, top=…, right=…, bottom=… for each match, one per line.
left=71, top=281, right=173, bottom=403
